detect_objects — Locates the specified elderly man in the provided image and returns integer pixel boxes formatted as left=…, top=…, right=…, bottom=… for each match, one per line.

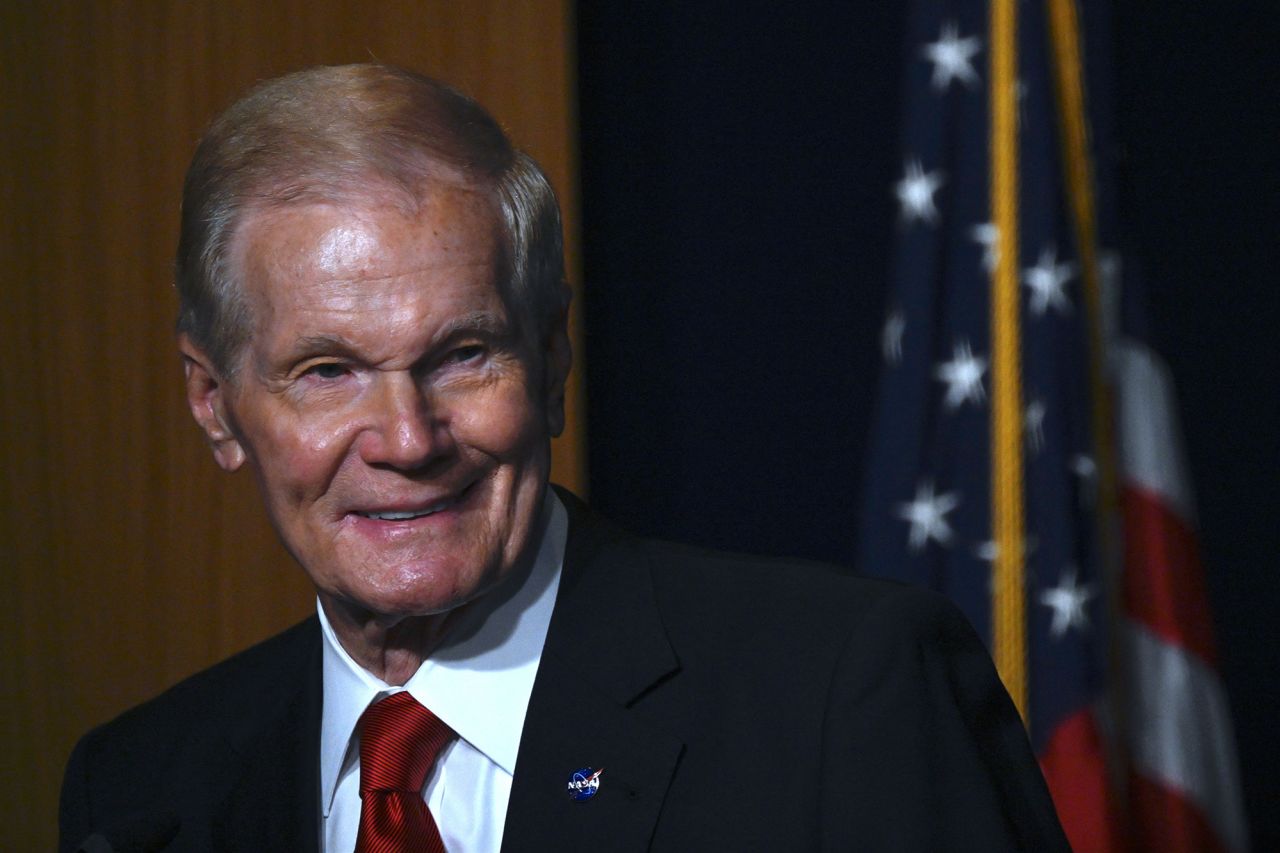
left=60, top=65, right=1068, bottom=852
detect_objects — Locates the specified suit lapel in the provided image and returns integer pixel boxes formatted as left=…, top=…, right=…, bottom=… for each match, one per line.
left=210, top=622, right=323, bottom=853
left=502, top=492, right=684, bottom=851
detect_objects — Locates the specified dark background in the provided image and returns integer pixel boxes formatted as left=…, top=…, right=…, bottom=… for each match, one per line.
left=577, top=2, right=1278, bottom=847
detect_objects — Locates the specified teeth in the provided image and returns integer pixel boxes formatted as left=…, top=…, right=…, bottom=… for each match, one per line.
left=361, top=500, right=452, bottom=521
left=365, top=510, right=427, bottom=520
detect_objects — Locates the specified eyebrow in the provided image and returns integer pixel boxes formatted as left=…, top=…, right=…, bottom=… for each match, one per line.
left=284, top=333, right=361, bottom=362
left=435, top=310, right=510, bottom=340
left=279, top=310, right=512, bottom=364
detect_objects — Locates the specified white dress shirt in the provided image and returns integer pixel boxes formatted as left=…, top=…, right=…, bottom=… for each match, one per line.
left=318, top=493, right=567, bottom=852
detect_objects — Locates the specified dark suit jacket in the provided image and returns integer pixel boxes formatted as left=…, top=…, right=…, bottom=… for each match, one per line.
left=60, top=493, right=1069, bottom=851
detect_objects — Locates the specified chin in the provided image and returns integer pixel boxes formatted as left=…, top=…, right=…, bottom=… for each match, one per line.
left=341, top=556, right=501, bottom=620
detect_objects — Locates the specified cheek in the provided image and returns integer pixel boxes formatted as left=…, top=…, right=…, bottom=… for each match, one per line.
left=252, top=415, right=356, bottom=505
left=453, top=387, right=546, bottom=460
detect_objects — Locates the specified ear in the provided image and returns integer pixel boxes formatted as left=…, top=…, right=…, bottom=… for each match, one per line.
left=541, top=307, right=573, bottom=439
left=177, top=333, right=246, bottom=472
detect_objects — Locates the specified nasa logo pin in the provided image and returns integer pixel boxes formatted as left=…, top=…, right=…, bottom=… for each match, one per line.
left=566, top=767, right=603, bottom=801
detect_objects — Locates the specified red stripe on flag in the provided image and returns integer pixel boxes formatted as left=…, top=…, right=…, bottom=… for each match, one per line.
left=1120, top=485, right=1217, bottom=665
left=1130, top=770, right=1230, bottom=853
left=1039, top=708, right=1127, bottom=853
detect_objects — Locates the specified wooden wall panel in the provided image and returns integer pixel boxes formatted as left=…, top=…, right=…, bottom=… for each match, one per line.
left=0, top=2, right=582, bottom=848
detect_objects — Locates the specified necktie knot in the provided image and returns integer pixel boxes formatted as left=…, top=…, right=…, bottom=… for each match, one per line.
left=358, top=691, right=453, bottom=794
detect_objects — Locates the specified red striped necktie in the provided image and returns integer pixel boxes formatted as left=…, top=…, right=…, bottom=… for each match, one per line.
left=354, top=691, right=454, bottom=853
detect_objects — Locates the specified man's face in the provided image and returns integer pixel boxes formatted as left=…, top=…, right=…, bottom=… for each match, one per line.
left=183, top=183, right=568, bottom=625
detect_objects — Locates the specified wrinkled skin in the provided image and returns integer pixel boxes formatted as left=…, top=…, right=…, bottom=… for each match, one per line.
left=180, top=182, right=570, bottom=681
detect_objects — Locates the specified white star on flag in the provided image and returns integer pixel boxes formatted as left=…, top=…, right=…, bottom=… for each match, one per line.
left=1070, top=453, right=1098, bottom=508
left=1038, top=565, right=1098, bottom=639
left=1099, top=249, right=1122, bottom=344
left=1025, top=399, right=1046, bottom=454
left=896, top=479, right=961, bottom=552
left=970, top=222, right=1000, bottom=273
left=974, top=537, right=1038, bottom=594
left=882, top=310, right=906, bottom=364
left=934, top=340, right=987, bottom=409
left=896, top=159, right=945, bottom=225
left=974, top=536, right=1038, bottom=563
left=1023, top=245, right=1075, bottom=316
left=921, top=21, right=982, bottom=92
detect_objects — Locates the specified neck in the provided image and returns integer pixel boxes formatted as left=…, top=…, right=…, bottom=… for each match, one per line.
left=320, top=491, right=558, bottom=684
left=319, top=598, right=472, bottom=685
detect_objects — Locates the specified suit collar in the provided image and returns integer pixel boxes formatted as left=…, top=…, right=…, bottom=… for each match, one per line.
left=502, top=489, right=683, bottom=851
left=549, top=489, right=679, bottom=704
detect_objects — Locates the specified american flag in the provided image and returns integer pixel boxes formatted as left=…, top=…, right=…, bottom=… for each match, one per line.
left=857, top=1, right=1248, bottom=850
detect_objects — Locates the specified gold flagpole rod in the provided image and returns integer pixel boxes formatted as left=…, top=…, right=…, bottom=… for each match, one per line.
left=989, top=0, right=1028, bottom=721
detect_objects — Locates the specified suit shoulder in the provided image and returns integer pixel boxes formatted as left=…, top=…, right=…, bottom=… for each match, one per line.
left=73, top=616, right=319, bottom=761
left=639, top=535, right=939, bottom=622
left=61, top=618, right=321, bottom=851
left=630, top=535, right=968, bottom=665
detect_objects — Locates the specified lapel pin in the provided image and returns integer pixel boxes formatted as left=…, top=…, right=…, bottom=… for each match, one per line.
left=567, top=767, right=603, bottom=801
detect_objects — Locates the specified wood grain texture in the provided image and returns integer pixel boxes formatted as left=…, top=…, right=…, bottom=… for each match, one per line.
left=0, top=2, right=582, bottom=848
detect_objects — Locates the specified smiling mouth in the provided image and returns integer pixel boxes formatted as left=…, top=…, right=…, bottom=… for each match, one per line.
left=356, top=498, right=455, bottom=521
left=354, top=481, right=478, bottom=522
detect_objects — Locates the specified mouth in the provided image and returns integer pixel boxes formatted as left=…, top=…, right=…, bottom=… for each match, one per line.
left=351, top=481, right=476, bottom=523
left=356, top=500, right=455, bottom=522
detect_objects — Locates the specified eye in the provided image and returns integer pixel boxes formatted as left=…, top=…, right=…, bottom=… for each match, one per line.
left=302, top=362, right=348, bottom=380
left=446, top=344, right=485, bottom=364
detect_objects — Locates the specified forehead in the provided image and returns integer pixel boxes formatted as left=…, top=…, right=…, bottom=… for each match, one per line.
left=236, top=180, right=502, bottom=277
left=231, top=183, right=509, bottom=336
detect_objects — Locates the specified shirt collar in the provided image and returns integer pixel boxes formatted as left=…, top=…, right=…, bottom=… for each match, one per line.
left=318, top=491, right=567, bottom=816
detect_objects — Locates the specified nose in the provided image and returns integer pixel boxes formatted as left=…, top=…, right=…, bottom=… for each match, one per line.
left=358, top=372, right=449, bottom=470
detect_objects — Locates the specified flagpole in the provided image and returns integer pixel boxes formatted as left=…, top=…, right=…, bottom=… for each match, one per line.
left=1046, top=0, right=1130, bottom=818
left=989, top=0, right=1028, bottom=721
left=1046, top=0, right=1118, bottom=540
